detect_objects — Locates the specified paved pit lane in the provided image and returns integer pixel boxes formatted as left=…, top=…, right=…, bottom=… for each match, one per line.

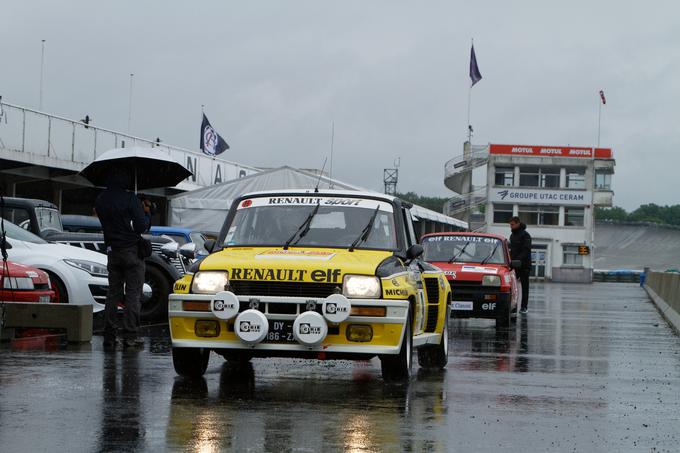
left=1, top=282, right=679, bottom=452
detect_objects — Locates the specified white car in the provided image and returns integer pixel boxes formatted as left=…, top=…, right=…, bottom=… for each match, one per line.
left=1, top=218, right=108, bottom=312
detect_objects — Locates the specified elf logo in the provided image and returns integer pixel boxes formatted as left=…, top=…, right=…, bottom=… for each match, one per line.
left=482, top=303, right=497, bottom=310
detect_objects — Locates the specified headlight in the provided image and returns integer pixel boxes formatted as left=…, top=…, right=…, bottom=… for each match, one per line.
left=64, top=259, right=108, bottom=277
left=481, top=275, right=501, bottom=286
left=2, top=277, right=35, bottom=290
left=343, top=275, right=381, bottom=298
left=191, top=271, right=229, bottom=294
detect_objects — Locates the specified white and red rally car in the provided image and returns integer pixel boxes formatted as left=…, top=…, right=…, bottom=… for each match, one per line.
left=421, top=232, right=521, bottom=328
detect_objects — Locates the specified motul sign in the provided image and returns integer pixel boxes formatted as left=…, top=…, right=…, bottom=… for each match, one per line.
left=490, top=144, right=612, bottom=159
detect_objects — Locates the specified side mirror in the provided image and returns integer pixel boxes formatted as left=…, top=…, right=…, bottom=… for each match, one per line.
left=160, top=241, right=178, bottom=258
left=406, top=244, right=424, bottom=261
left=511, top=260, right=522, bottom=270
left=179, top=242, right=197, bottom=260
left=204, top=239, right=216, bottom=254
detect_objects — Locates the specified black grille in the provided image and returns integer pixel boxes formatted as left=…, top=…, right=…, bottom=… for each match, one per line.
left=423, top=278, right=440, bottom=332
left=425, top=305, right=439, bottom=332
left=151, top=243, right=186, bottom=274
left=424, top=278, right=439, bottom=304
left=229, top=281, right=341, bottom=298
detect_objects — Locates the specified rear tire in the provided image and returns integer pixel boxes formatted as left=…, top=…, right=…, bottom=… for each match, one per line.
left=172, top=347, right=210, bottom=378
left=380, top=314, right=413, bottom=382
left=418, top=307, right=449, bottom=369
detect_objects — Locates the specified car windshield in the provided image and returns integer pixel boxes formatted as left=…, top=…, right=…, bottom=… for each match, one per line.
left=35, top=207, right=63, bottom=233
left=0, top=218, right=48, bottom=244
left=224, top=196, right=397, bottom=250
left=422, top=235, right=505, bottom=265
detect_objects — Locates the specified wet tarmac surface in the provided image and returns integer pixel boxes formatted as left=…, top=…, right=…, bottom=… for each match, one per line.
left=1, top=282, right=679, bottom=452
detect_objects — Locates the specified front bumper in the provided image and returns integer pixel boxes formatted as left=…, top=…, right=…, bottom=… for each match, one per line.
left=168, top=293, right=409, bottom=356
left=450, top=287, right=512, bottom=319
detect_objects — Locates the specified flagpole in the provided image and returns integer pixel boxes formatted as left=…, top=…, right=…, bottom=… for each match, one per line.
left=467, top=83, right=472, bottom=142
left=597, top=98, right=602, bottom=147
left=127, top=73, right=134, bottom=134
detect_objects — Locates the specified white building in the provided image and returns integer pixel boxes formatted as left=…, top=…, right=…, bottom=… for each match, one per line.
left=445, top=143, right=615, bottom=283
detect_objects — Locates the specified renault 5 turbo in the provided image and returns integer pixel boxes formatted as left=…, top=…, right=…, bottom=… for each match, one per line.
left=169, top=190, right=451, bottom=381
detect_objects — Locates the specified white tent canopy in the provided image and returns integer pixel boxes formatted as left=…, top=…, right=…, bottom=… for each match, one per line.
left=168, top=166, right=467, bottom=233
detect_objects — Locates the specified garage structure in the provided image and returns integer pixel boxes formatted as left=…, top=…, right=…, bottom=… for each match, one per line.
left=169, top=166, right=467, bottom=237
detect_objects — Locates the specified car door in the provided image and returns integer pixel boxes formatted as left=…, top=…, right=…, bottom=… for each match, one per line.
left=402, top=207, right=425, bottom=335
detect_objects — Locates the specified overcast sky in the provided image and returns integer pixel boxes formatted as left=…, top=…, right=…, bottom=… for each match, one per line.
left=2, top=1, right=679, bottom=210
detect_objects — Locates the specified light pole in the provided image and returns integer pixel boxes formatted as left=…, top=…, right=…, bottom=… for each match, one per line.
left=39, top=39, right=46, bottom=110
left=127, top=73, right=134, bottom=134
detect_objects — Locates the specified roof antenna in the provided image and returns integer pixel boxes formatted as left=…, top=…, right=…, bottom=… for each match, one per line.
left=314, top=157, right=328, bottom=193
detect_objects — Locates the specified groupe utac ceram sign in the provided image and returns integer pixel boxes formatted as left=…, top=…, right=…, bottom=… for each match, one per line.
left=489, top=144, right=613, bottom=159
left=489, top=187, right=592, bottom=206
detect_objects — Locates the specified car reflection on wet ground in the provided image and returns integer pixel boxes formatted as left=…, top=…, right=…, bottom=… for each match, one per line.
left=0, top=282, right=679, bottom=452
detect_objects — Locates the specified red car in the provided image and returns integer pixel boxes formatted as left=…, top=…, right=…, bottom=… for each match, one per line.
left=0, top=260, right=54, bottom=303
left=421, top=232, right=521, bottom=328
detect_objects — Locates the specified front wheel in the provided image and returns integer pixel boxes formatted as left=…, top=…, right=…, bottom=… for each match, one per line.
left=495, top=302, right=511, bottom=329
left=418, top=307, right=449, bottom=369
left=172, top=347, right=210, bottom=378
left=141, top=265, right=170, bottom=323
left=380, top=314, right=413, bottom=382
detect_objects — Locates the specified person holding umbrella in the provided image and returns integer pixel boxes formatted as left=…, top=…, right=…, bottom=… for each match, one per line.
left=95, top=169, right=150, bottom=349
left=81, top=146, right=193, bottom=349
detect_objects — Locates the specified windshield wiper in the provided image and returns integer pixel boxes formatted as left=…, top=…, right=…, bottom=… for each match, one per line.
left=480, top=241, right=501, bottom=265
left=348, top=206, right=380, bottom=252
left=448, top=240, right=472, bottom=263
left=283, top=202, right=321, bottom=249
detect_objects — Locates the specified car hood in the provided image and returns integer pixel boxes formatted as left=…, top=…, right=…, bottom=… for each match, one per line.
left=23, top=241, right=108, bottom=265
left=429, top=261, right=507, bottom=281
left=199, top=247, right=393, bottom=283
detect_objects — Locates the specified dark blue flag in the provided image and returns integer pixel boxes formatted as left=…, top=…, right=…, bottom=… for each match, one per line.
left=200, top=113, right=229, bottom=156
left=469, top=44, right=482, bottom=86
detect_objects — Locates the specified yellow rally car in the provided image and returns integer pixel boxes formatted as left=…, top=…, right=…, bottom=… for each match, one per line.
left=169, top=190, right=451, bottom=381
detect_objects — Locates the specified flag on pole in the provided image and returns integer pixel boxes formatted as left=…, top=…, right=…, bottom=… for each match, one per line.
left=200, top=113, right=229, bottom=156
left=599, top=90, right=606, bottom=105
left=469, top=44, right=482, bottom=86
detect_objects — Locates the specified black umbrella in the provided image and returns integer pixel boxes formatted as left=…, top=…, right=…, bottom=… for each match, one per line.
left=79, top=147, right=192, bottom=191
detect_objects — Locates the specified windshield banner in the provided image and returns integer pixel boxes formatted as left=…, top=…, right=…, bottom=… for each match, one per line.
left=238, top=196, right=393, bottom=212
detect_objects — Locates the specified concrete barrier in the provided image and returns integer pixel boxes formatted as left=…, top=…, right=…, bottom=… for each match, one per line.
left=0, top=303, right=92, bottom=342
left=644, top=271, right=680, bottom=334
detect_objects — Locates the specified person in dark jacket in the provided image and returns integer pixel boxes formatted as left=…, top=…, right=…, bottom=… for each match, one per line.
left=95, top=170, right=151, bottom=348
left=509, top=216, right=532, bottom=313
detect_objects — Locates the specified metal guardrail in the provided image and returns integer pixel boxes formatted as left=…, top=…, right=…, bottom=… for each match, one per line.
left=0, top=100, right=258, bottom=188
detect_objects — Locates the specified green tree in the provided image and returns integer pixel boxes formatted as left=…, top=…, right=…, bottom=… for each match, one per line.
left=595, top=206, right=629, bottom=222
left=396, top=192, right=449, bottom=213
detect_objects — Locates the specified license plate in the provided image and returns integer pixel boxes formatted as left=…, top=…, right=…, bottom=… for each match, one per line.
left=263, top=320, right=296, bottom=343
left=452, top=301, right=474, bottom=311
left=39, top=295, right=51, bottom=303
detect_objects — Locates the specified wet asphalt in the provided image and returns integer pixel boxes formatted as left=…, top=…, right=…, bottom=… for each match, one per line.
left=0, top=282, right=679, bottom=452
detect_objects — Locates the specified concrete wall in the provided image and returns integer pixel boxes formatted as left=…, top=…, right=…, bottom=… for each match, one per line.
left=644, top=272, right=680, bottom=333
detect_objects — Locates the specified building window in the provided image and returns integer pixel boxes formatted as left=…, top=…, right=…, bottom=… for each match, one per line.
left=595, top=170, right=612, bottom=190
left=518, top=205, right=559, bottom=226
left=566, top=167, right=586, bottom=189
left=494, top=167, right=515, bottom=187
left=519, top=167, right=559, bottom=188
left=493, top=204, right=514, bottom=223
left=565, top=208, right=585, bottom=226
left=563, top=245, right=584, bottom=266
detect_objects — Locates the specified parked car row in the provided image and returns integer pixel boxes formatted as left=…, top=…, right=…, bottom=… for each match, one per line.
left=1, top=196, right=211, bottom=322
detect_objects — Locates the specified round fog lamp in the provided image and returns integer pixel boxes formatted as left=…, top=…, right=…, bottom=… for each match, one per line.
left=234, top=309, right=269, bottom=345
left=322, top=293, right=351, bottom=324
left=211, top=291, right=240, bottom=320
left=293, top=311, right=328, bottom=347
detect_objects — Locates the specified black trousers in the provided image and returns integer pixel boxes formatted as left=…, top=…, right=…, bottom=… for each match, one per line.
left=519, top=268, right=530, bottom=310
left=104, top=247, right=145, bottom=339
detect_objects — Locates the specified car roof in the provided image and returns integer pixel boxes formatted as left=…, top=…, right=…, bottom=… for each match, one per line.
left=150, top=226, right=193, bottom=234
left=422, top=231, right=507, bottom=242
left=240, top=189, right=397, bottom=203
left=1, top=197, right=58, bottom=209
